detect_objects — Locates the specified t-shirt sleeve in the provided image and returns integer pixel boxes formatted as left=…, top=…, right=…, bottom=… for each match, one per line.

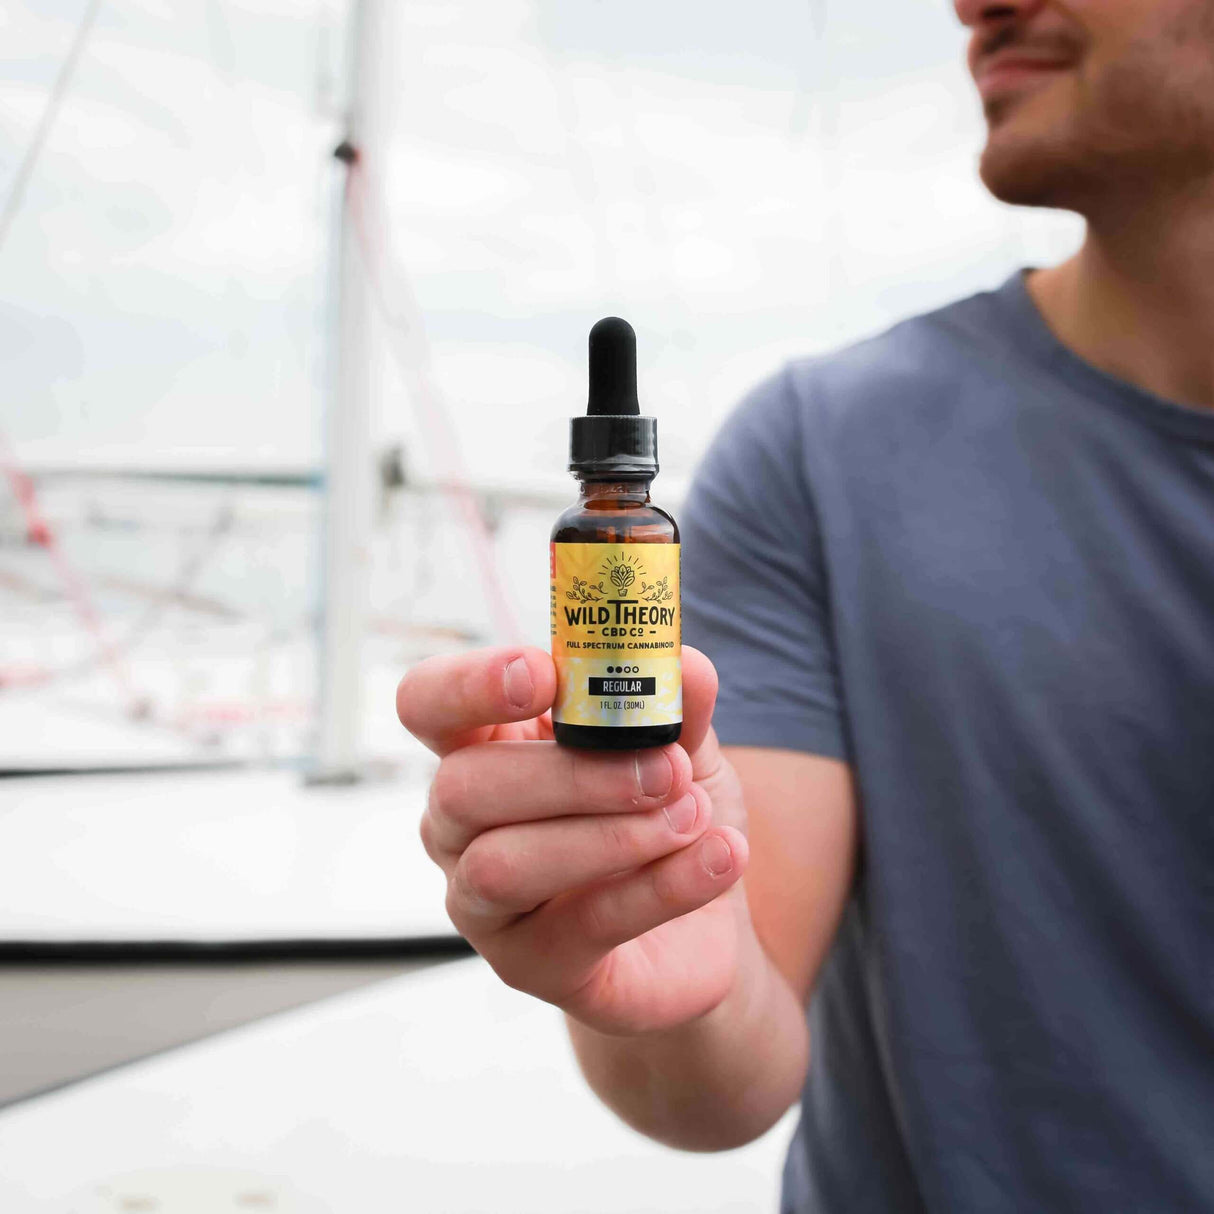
left=681, top=361, right=850, bottom=761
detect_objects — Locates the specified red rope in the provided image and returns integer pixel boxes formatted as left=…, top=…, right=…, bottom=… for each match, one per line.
left=0, top=429, right=139, bottom=704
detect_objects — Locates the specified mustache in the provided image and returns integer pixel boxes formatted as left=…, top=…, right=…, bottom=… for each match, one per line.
left=979, top=22, right=1083, bottom=62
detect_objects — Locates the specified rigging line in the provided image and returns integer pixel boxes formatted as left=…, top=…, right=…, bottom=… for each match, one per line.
left=0, top=502, right=233, bottom=692
left=0, top=0, right=104, bottom=259
left=341, top=156, right=524, bottom=645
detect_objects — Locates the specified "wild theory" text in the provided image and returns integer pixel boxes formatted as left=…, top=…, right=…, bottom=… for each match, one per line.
left=563, top=601, right=676, bottom=628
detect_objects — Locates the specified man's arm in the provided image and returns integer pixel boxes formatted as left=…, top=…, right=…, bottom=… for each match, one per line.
left=564, top=746, right=858, bottom=1151
left=730, top=747, right=858, bottom=1006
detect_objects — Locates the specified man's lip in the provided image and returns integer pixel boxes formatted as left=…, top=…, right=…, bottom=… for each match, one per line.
left=975, top=56, right=1072, bottom=101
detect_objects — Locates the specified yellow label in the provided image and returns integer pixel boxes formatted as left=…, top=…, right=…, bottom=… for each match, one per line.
left=550, top=542, right=681, bottom=728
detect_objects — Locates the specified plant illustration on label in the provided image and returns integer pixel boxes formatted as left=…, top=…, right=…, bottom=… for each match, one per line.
left=610, top=564, right=636, bottom=594
left=565, top=576, right=604, bottom=604
left=600, top=552, right=644, bottom=586
left=639, top=576, right=675, bottom=603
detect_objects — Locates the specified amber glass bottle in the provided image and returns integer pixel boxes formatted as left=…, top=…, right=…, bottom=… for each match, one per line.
left=550, top=318, right=682, bottom=750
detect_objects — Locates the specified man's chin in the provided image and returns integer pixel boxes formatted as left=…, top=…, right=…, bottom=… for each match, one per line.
left=978, top=125, right=1078, bottom=209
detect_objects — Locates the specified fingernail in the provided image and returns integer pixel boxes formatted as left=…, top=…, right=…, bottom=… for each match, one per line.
left=663, top=792, right=698, bottom=834
left=636, top=750, right=672, bottom=799
left=702, top=834, right=733, bottom=877
left=503, top=657, right=533, bottom=710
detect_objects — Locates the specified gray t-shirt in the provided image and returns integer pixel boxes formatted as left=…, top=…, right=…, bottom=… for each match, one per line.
left=681, top=268, right=1214, bottom=1213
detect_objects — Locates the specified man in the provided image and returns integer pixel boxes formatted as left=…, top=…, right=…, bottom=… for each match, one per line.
left=397, top=0, right=1214, bottom=1208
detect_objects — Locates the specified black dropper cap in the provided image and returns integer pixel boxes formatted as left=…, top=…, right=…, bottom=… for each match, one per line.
left=569, top=317, right=658, bottom=477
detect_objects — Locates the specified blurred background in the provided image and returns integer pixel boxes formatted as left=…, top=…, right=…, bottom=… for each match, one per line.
left=0, top=0, right=1082, bottom=1209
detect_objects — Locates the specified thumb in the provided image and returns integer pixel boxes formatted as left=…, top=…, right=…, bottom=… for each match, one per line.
left=679, top=645, right=720, bottom=775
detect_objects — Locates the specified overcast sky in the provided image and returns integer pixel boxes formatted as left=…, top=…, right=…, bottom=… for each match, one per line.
left=1, top=0, right=1083, bottom=483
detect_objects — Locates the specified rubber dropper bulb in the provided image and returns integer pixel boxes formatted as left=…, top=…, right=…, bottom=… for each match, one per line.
left=568, top=316, right=656, bottom=475
left=587, top=317, right=639, bottom=416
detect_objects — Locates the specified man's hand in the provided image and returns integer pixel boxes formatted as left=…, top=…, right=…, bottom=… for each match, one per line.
left=397, top=645, right=751, bottom=1037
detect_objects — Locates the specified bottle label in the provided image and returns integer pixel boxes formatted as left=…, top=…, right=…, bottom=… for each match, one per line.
left=550, top=542, right=682, bottom=728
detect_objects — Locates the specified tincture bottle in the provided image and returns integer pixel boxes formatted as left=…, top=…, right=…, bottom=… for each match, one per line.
left=550, top=317, right=681, bottom=749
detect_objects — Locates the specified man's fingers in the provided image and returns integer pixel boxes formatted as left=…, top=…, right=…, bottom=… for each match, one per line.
left=501, top=824, right=748, bottom=1002
left=397, top=644, right=718, bottom=767
left=424, top=740, right=693, bottom=860
left=446, top=782, right=712, bottom=927
left=396, top=647, right=556, bottom=755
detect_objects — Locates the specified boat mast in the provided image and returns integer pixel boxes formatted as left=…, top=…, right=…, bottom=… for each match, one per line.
left=312, top=0, right=384, bottom=783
